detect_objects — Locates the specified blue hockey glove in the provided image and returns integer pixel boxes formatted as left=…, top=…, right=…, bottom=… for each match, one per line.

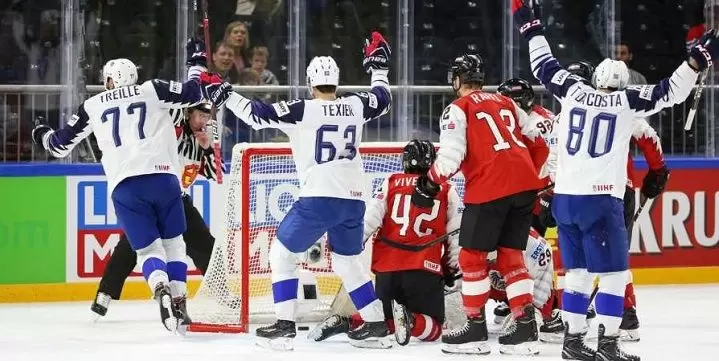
left=363, top=31, right=391, bottom=73
left=689, top=30, right=719, bottom=71
left=512, top=0, right=544, bottom=39
left=199, top=72, right=233, bottom=107
left=32, top=124, right=52, bottom=147
left=186, top=38, right=208, bottom=68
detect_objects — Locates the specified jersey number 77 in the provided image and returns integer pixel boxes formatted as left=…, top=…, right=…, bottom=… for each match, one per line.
left=101, top=102, right=148, bottom=147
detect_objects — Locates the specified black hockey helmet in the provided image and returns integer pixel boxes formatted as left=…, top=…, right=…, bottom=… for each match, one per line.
left=497, top=78, right=535, bottom=111
left=403, top=139, right=436, bottom=175
left=449, top=54, right=485, bottom=90
left=566, top=61, right=595, bottom=81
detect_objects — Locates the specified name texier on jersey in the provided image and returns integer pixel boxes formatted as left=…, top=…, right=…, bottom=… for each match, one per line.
left=223, top=71, right=391, bottom=201
left=363, top=173, right=461, bottom=275
left=41, top=79, right=207, bottom=193
left=528, top=35, right=698, bottom=199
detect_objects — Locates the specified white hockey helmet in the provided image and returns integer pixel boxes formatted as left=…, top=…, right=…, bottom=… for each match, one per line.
left=306, top=56, right=340, bottom=92
left=592, top=58, right=629, bottom=90
left=102, top=58, right=138, bottom=89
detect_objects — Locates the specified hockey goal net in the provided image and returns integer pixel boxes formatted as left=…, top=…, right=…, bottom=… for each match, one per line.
left=188, top=142, right=415, bottom=333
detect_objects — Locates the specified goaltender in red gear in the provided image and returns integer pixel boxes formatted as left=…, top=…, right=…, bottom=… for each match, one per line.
left=308, top=139, right=462, bottom=346
left=412, top=54, right=548, bottom=356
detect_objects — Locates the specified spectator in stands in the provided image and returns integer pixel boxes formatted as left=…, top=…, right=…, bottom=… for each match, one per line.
left=616, top=41, right=647, bottom=84
left=223, top=21, right=250, bottom=73
left=210, top=40, right=240, bottom=84
left=238, top=68, right=262, bottom=85
left=250, top=46, right=279, bottom=85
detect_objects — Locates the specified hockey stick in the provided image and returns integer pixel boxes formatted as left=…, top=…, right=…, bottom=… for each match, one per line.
left=199, top=0, right=223, bottom=184
left=684, top=68, right=709, bottom=131
left=377, top=228, right=460, bottom=252
left=632, top=194, right=648, bottom=223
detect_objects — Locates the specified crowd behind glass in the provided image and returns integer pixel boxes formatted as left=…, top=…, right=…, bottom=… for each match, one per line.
left=1, top=0, right=716, bottom=162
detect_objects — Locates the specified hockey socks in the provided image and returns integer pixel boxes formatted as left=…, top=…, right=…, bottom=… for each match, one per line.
left=137, top=239, right=170, bottom=292
left=496, top=248, right=534, bottom=317
left=595, top=271, right=628, bottom=336
left=459, top=248, right=490, bottom=317
left=332, top=253, right=383, bottom=322
left=350, top=312, right=441, bottom=342
left=163, top=237, right=188, bottom=297
left=561, top=269, right=594, bottom=334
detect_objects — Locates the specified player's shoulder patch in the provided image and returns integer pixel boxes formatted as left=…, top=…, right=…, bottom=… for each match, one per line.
left=550, top=70, right=570, bottom=86
left=367, top=92, right=378, bottom=109
left=637, top=85, right=655, bottom=101
left=169, top=81, right=182, bottom=94
left=67, top=114, right=80, bottom=127
left=272, top=101, right=291, bottom=117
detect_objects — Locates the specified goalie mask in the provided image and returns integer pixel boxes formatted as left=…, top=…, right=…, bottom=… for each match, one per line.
left=403, top=139, right=436, bottom=175
left=497, top=78, right=535, bottom=111
left=102, top=58, right=138, bottom=90
left=449, top=54, right=485, bottom=92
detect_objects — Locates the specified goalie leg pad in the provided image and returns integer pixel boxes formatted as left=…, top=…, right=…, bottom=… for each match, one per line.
left=496, top=247, right=533, bottom=317
left=332, top=252, right=383, bottom=322
left=162, top=236, right=188, bottom=297
left=270, top=240, right=300, bottom=321
left=562, top=268, right=594, bottom=334
left=459, top=248, right=490, bottom=318
left=136, top=238, right=169, bottom=292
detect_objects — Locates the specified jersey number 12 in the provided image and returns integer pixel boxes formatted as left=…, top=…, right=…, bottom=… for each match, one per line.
left=477, top=109, right=527, bottom=151
left=101, top=102, right=147, bottom=147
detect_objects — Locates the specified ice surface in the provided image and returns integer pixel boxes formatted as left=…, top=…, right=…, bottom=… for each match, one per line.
left=1, top=285, right=718, bottom=361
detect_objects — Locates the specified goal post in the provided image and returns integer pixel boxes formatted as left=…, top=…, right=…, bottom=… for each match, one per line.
left=187, top=142, right=414, bottom=333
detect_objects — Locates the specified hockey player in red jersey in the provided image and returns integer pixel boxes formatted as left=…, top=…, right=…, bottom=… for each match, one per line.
left=308, top=139, right=462, bottom=346
left=538, top=60, right=669, bottom=343
left=413, top=54, right=548, bottom=355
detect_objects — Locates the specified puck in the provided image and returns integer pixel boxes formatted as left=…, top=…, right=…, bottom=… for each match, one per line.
left=298, top=326, right=310, bottom=331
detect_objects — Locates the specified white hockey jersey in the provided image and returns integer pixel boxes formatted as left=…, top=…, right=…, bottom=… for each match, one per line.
left=528, top=35, right=698, bottom=198
left=41, top=79, right=207, bottom=193
left=224, top=71, right=392, bottom=200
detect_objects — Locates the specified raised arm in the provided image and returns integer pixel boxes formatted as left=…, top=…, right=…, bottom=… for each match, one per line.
left=31, top=103, right=93, bottom=158
left=146, top=72, right=231, bottom=111
left=357, top=31, right=392, bottom=121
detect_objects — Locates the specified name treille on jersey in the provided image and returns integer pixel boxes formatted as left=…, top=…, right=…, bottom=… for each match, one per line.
left=99, top=85, right=141, bottom=103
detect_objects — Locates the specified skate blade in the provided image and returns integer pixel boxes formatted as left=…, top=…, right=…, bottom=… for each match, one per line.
left=255, top=336, right=294, bottom=351
left=349, top=337, right=392, bottom=349
left=160, top=295, right=178, bottom=332
left=499, top=341, right=540, bottom=356
left=391, top=301, right=411, bottom=346
left=539, top=332, right=564, bottom=344
left=441, top=341, right=491, bottom=355
left=619, top=329, right=640, bottom=342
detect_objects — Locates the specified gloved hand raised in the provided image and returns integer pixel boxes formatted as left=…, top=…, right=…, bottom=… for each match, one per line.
left=689, top=30, right=719, bottom=71
left=199, top=72, right=233, bottom=107
left=511, top=0, right=544, bottom=39
left=186, top=38, right=208, bottom=68
left=363, top=31, right=391, bottom=73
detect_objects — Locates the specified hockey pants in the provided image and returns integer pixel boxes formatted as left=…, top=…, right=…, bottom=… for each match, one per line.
left=97, top=194, right=214, bottom=299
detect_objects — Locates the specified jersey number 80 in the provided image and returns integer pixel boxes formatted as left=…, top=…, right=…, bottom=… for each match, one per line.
left=566, top=107, right=617, bottom=157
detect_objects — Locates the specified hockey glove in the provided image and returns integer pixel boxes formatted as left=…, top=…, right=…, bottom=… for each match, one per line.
left=186, top=38, right=207, bottom=68
left=411, top=175, right=440, bottom=208
left=363, top=31, right=391, bottom=73
left=688, top=30, right=719, bottom=71
left=538, top=192, right=557, bottom=228
left=641, top=166, right=670, bottom=199
left=199, top=72, right=233, bottom=107
left=511, top=0, right=544, bottom=39
left=32, top=124, right=52, bottom=147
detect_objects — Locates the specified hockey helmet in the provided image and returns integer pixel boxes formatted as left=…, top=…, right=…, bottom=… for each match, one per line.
left=566, top=61, right=595, bottom=81
left=306, top=56, right=340, bottom=94
left=102, top=58, right=138, bottom=89
left=449, top=54, right=485, bottom=90
left=190, top=101, right=212, bottom=114
left=403, top=139, right=436, bottom=175
left=592, top=58, right=629, bottom=91
left=497, top=78, right=535, bottom=111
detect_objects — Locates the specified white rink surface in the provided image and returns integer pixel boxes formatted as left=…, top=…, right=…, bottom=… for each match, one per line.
left=1, top=285, right=718, bottom=361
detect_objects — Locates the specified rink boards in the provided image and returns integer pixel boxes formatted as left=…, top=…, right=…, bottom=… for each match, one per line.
left=0, top=157, right=718, bottom=302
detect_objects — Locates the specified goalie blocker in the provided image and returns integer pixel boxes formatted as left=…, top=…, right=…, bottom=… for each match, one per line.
left=309, top=140, right=462, bottom=346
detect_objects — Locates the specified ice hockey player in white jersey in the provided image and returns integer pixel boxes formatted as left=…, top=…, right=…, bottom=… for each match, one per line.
left=219, top=32, right=392, bottom=350
left=32, top=58, right=232, bottom=332
left=513, top=0, right=719, bottom=359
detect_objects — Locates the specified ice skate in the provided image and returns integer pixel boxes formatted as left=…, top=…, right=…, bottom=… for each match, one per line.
left=596, top=324, right=640, bottom=361
left=493, top=301, right=510, bottom=324
left=441, top=313, right=491, bottom=355
left=391, top=300, right=414, bottom=346
left=307, top=314, right=351, bottom=341
left=561, top=324, right=595, bottom=360
left=619, top=307, right=640, bottom=342
left=498, top=305, right=539, bottom=355
left=91, top=292, right=111, bottom=319
left=256, top=320, right=297, bottom=351
left=539, top=308, right=565, bottom=343
left=173, top=296, right=191, bottom=335
left=347, top=320, right=391, bottom=349
left=154, top=284, right=178, bottom=332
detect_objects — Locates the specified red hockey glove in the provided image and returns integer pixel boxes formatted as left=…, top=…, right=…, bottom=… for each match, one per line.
left=363, top=31, right=391, bottom=73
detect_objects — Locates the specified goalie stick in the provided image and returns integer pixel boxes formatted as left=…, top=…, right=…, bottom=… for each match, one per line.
left=684, top=68, right=709, bottom=131
left=198, top=0, right=223, bottom=184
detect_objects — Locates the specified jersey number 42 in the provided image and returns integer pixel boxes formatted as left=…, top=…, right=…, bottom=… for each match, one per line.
left=390, top=194, right=440, bottom=238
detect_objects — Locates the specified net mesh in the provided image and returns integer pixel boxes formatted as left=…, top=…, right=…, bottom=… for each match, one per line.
left=190, top=142, right=423, bottom=330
